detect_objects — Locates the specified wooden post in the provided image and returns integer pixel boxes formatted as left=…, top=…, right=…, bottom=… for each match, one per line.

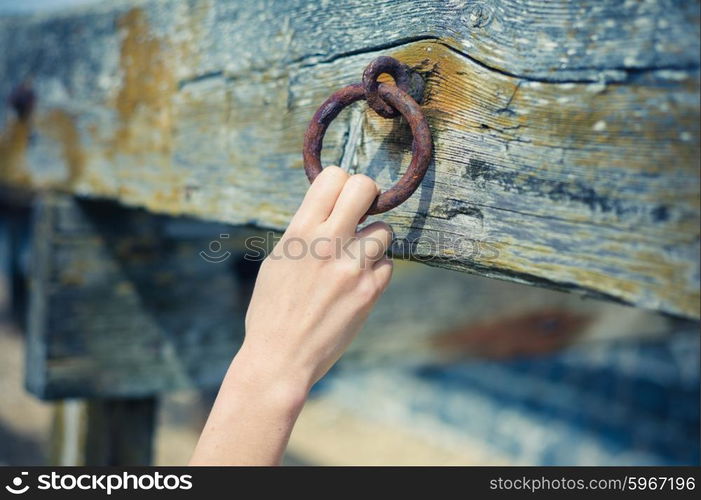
left=0, top=192, right=31, bottom=327
left=27, top=193, right=252, bottom=464
left=50, top=398, right=156, bottom=466
left=84, top=398, right=157, bottom=466
left=26, top=193, right=251, bottom=400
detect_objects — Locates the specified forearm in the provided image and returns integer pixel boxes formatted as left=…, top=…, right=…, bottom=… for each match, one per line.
left=190, top=168, right=392, bottom=465
left=189, top=346, right=309, bottom=465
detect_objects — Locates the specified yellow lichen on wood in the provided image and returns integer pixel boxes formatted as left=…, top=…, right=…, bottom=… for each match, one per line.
left=37, top=110, right=86, bottom=189
left=102, top=8, right=193, bottom=215
left=111, top=8, right=176, bottom=158
left=0, top=117, right=32, bottom=187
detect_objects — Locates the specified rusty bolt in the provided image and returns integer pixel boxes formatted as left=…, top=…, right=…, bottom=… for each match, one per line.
left=8, top=81, right=36, bottom=121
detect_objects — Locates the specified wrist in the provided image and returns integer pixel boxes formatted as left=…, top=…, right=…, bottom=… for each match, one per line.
left=190, top=343, right=310, bottom=465
left=224, top=343, right=311, bottom=416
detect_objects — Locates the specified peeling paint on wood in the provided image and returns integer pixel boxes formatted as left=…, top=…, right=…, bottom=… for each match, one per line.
left=1, top=0, right=699, bottom=318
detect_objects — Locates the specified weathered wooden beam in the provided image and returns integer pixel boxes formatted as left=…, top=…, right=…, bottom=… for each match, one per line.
left=26, top=193, right=250, bottom=399
left=1, top=1, right=699, bottom=318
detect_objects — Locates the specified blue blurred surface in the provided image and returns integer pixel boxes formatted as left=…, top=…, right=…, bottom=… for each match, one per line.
left=320, top=327, right=700, bottom=465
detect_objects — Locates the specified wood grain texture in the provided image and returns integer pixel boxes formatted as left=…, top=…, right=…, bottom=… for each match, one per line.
left=1, top=0, right=699, bottom=317
left=26, top=193, right=251, bottom=399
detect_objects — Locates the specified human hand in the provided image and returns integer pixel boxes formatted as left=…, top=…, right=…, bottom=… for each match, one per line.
left=240, top=166, right=393, bottom=392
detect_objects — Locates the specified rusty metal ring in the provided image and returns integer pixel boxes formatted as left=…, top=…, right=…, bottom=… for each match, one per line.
left=362, top=56, right=412, bottom=119
left=303, top=82, right=432, bottom=215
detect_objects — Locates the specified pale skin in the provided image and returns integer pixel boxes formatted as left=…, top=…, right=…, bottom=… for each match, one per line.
left=190, top=166, right=393, bottom=465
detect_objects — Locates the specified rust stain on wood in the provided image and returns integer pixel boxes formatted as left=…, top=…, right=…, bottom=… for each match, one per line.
left=433, top=310, right=591, bottom=359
